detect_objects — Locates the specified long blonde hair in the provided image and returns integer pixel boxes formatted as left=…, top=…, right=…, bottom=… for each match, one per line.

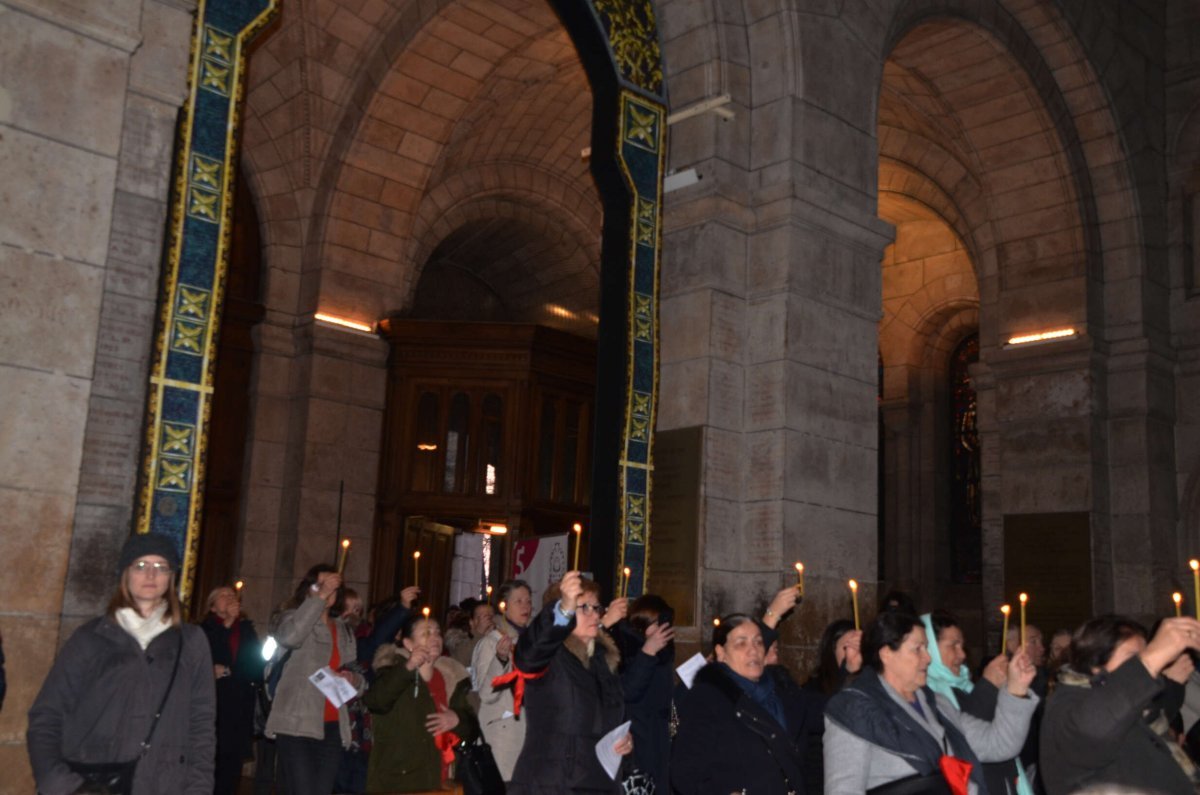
left=107, top=566, right=183, bottom=625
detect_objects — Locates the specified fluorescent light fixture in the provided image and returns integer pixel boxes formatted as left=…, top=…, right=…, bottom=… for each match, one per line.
left=664, top=168, right=700, bottom=193
left=1004, top=328, right=1077, bottom=348
left=667, top=93, right=733, bottom=125
left=315, top=312, right=375, bottom=334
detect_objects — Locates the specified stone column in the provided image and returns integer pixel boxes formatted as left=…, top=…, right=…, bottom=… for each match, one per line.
left=0, top=0, right=192, bottom=786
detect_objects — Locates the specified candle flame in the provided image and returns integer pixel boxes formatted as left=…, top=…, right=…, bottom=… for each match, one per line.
left=1191, top=559, right=1199, bottom=572
left=848, top=579, right=858, bottom=591
left=1019, top=592, right=1028, bottom=604
left=794, top=562, right=804, bottom=573
left=1174, top=592, right=1183, bottom=604
left=1000, top=604, right=1010, bottom=615
left=623, top=566, right=631, bottom=577
left=499, top=601, right=506, bottom=612
left=486, top=585, right=493, bottom=595
left=713, top=617, right=721, bottom=627
left=342, top=539, right=350, bottom=549
left=573, top=523, right=582, bottom=533
left=421, top=606, right=430, bottom=618
left=413, top=551, right=421, bottom=560
left=235, top=580, right=244, bottom=591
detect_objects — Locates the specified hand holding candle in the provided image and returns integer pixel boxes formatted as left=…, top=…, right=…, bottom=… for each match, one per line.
left=794, top=562, right=805, bottom=597
left=1174, top=592, right=1184, bottom=618
left=849, top=579, right=860, bottom=631
left=1019, top=593, right=1028, bottom=649
left=1000, top=605, right=1011, bottom=655
left=572, top=523, right=583, bottom=571
left=337, top=539, right=351, bottom=574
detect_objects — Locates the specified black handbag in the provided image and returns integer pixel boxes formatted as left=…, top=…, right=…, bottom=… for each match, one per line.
left=454, top=737, right=506, bottom=795
left=67, top=631, right=183, bottom=795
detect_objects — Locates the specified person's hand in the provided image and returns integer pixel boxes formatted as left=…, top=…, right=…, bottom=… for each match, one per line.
left=425, top=707, right=460, bottom=735
left=406, top=648, right=433, bottom=671
left=496, top=634, right=514, bottom=663
left=399, top=585, right=420, bottom=609
left=1165, top=650, right=1195, bottom=684
left=603, top=597, right=629, bottom=628
left=982, top=654, right=1008, bottom=688
left=560, top=571, right=583, bottom=613
left=764, top=587, right=799, bottom=629
left=316, top=572, right=342, bottom=603
left=1006, top=648, right=1036, bottom=697
left=613, top=731, right=633, bottom=757
left=1141, top=617, right=1200, bottom=678
left=213, top=664, right=230, bottom=679
left=840, top=630, right=863, bottom=673
left=642, top=622, right=675, bottom=656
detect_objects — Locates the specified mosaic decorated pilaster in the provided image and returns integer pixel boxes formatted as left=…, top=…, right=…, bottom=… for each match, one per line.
left=551, top=0, right=666, bottom=598
left=134, top=0, right=278, bottom=606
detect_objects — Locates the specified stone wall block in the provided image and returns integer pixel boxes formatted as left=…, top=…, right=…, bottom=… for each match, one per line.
left=128, top=0, right=192, bottom=104
left=785, top=499, right=877, bottom=578
left=999, top=467, right=1090, bottom=514
left=658, top=358, right=711, bottom=430
left=116, top=94, right=182, bottom=199
left=744, top=430, right=784, bottom=501
left=747, top=292, right=787, bottom=363
left=746, top=360, right=786, bottom=430
left=661, top=220, right=746, bottom=296
left=784, top=294, right=878, bottom=385
left=0, top=369, right=90, bottom=491
left=75, top=396, right=143, bottom=503
left=998, top=418, right=1092, bottom=470
left=106, top=190, right=169, bottom=300
left=740, top=499, right=783, bottom=570
left=785, top=363, right=878, bottom=448
left=59, top=503, right=130, bottom=617
left=0, top=488, right=75, bottom=613
left=702, top=496, right=741, bottom=571
left=660, top=290, right=713, bottom=363
left=703, top=427, right=744, bottom=502
left=0, top=248, right=105, bottom=378
left=784, top=430, right=876, bottom=514
left=995, top=368, right=1092, bottom=421
left=0, top=127, right=118, bottom=265
left=796, top=13, right=878, bottom=130
left=749, top=98, right=791, bottom=170
left=0, top=10, right=127, bottom=155
left=0, top=614, right=60, bottom=788
left=706, top=358, right=744, bottom=430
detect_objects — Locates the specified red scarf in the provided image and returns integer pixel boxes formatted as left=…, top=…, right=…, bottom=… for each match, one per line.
left=426, top=668, right=460, bottom=783
left=490, top=663, right=547, bottom=716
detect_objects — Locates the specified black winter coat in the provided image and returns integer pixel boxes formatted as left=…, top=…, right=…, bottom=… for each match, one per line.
left=27, top=617, right=216, bottom=795
left=1041, top=657, right=1193, bottom=795
left=671, top=662, right=821, bottom=795
left=201, top=614, right=264, bottom=761
left=508, top=607, right=625, bottom=794
left=612, top=621, right=673, bottom=793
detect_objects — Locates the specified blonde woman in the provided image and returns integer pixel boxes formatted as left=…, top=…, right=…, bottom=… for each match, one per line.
left=28, top=533, right=216, bottom=794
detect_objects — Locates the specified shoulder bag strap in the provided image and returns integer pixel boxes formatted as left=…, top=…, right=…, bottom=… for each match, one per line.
left=140, top=629, right=184, bottom=756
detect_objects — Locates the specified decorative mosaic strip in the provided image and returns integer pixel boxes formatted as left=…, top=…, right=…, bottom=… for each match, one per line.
left=613, top=90, right=666, bottom=598
left=135, top=0, right=278, bottom=607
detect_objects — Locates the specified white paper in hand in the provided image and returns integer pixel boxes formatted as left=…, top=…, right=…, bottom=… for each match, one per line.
left=308, top=666, right=357, bottom=708
left=594, top=719, right=632, bottom=780
left=676, top=652, right=707, bottom=689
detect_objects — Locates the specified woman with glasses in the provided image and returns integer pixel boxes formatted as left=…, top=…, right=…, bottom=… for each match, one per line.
left=506, top=571, right=632, bottom=794
left=472, top=578, right=535, bottom=781
left=264, top=564, right=364, bottom=795
left=28, top=533, right=216, bottom=794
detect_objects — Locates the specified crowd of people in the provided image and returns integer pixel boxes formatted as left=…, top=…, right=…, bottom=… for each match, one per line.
left=23, top=532, right=1200, bottom=794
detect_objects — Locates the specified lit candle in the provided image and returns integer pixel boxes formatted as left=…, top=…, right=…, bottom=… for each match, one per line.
left=413, top=550, right=421, bottom=587
left=499, top=600, right=507, bottom=614
left=849, top=579, right=860, bottom=631
left=235, top=580, right=244, bottom=593
left=1191, top=560, right=1199, bottom=620
left=573, top=522, right=583, bottom=571
left=1000, top=605, right=1011, bottom=655
left=712, top=617, right=720, bottom=628
left=486, top=585, right=493, bottom=599
left=1019, top=593, right=1028, bottom=649
left=621, top=566, right=632, bottom=599
left=794, top=562, right=805, bottom=597
left=337, top=539, right=351, bottom=574
left=421, top=606, right=430, bottom=619
left=1174, top=592, right=1184, bottom=618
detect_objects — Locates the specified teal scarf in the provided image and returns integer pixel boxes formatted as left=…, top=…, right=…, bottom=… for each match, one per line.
left=920, top=613, right=973, bottom=708
left=921, top=614, right=1034, bottom=795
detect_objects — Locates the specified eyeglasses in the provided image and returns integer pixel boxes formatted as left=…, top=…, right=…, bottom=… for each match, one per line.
left=577, top=603, right=606, bottom=616
left=131, top=560, right=173, bottom=576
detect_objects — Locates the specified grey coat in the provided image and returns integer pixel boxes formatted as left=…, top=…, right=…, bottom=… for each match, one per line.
left=264, top=594, right=360, bottom=747
left=824, top=679, right=1038, bottom=795
left=27, top=617, right=216, bottom=795
left=471, top=616, right=525, bottom=780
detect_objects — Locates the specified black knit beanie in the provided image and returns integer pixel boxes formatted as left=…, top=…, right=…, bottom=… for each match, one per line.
left=116, top=533, right=181, bottom=574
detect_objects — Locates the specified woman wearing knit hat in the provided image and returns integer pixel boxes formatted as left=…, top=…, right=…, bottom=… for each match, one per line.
left=27, top=532, right=216, bottom=794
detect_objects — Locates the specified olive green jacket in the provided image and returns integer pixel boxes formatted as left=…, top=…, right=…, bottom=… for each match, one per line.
left=365, top=646, right=479, bottom=793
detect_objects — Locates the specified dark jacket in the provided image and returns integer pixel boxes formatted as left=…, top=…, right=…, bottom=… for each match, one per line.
left=201, top=613, right=264, bottom=762
left=27, top=617, right=216, bottom=795
left=364, top=646, right=479, bottom=793
left=1041, top=658, right=1194, bottom=795
left=509, top=606, right=626, bottom=794
left=671, top=662, right=820, bottom=795
left=612, top=621, right=673, bottom=793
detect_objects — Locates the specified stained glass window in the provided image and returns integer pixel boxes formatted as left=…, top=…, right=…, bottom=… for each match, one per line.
left=949, top=333, right=981, bottom=583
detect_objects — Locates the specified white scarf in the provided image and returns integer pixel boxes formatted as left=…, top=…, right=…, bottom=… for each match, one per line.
left=116, top=602, right=172, bottom=649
